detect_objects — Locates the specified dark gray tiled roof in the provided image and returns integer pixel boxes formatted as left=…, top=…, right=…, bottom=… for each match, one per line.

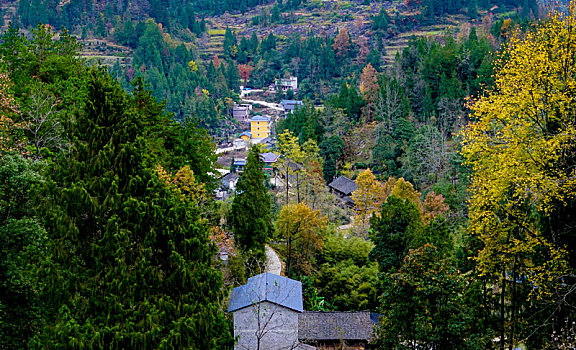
left=261, top=152, right=280, bottom=163
left=220, top=172, right=239, bottom=189
left=228, top=273, right=303, bottom=312
left=328, top=175, right=358, bottom=196
left=298, top=311, right=376, bottom=341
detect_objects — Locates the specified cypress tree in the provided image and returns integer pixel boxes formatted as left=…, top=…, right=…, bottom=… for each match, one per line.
left=230, top=145, right=271, bottom=260
left=36, top=68, right=232, bottom=349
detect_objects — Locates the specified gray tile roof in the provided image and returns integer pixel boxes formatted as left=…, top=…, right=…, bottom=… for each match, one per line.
left=220, top=172, right=239, bottom=189
left=261, top=152, right=280, bottom=163
left=228, top=273, right=303, bottom=312
left=281, top=100, right=303, bottom=111
left=328, top=175, right=358, bottom=196
left=298, top=311, right=376, bottom=341
left=249, top=115, right=271, bottom=122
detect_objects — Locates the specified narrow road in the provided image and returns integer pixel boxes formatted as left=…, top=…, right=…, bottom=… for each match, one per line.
left=216, top=144, right=245, bottom=154
left=265, top=245, right=282, bottom=275
left=242, top=98, right=284, bottom=112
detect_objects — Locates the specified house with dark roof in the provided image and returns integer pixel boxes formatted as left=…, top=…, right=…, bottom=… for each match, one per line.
left=229, top=273, right=377, bottom=350
left=328, top=176, right=357, bottom=207
left=299, top=311, right=378, bottom=349
left=281, top=100, right=304, bottom=115
left=215, top=172, right=239, bottom=200
left=329, top=175, right=357, bottom=196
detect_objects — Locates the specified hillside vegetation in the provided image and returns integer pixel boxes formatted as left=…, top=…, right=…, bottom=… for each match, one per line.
left=3, top=1, right=576, bottom=350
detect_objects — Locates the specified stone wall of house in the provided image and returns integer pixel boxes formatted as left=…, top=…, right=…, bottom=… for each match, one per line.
left=233, top=301, right=300, bottom=350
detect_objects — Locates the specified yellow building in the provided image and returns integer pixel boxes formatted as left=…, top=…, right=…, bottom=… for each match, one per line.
left=239, top=131, right=251, bottom=141
left=249, top=115, right=271, bottom=139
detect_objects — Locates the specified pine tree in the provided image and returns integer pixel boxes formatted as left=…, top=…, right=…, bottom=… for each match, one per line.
left=369, top=195, right=422, bottom=272
left=36, top=68, right=232, bottom=349
left=230, top=145, right=272, bottom=259
left=0, top=154, right=46, bottom=349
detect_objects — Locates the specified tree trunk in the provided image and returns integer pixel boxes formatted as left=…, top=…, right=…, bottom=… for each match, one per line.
left=296, top=172, right=301, bottom=203
left=500, top=270, right=506, bottom=350
left=286, top=235, right=292, bottom=277
left=509, top=262, right=517, bottom=350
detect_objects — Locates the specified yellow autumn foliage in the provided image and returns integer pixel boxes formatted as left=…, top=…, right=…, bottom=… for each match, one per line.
left=155, top=165, right=207, bottom=203
left=351, top=168, right=385, bottom=232
left=461, top=6, right=576, bottom=300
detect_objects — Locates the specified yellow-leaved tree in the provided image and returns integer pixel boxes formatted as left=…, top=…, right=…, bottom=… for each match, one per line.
left=461, top=5, right=576, bottom=347
left=351, top=168, right=385, bottom=235
left=276, top=202, right=327, bottom=276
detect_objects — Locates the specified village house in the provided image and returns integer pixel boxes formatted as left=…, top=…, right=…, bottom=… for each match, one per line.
left=299, top=311, right=378, bottom=349
left=220, top=172, right=239, bottom=190
left=233, top=103, right=252, bottom=123
left=281, top=100, right=304, bottom=116
left=276, top=76, right=298, bottom=92
left=328, top=175, right=357, bottom=207
left=233, top=158, right=246, bottom=172
left=261, top=152, right=280, bottom=175
left=249, top=115, right=271, bottom=139
left=239, top=131, right=251, bottom=142
left=229, top=273, right=377, bottom=350
left=228, top=273, right=308, bottom=350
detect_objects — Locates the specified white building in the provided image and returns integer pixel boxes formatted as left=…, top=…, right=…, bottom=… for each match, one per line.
left=276, top=77, right=298, bottom=92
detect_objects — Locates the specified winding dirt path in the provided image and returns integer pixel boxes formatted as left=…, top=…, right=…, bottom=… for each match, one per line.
left=265, top=245, right=282, bottom=275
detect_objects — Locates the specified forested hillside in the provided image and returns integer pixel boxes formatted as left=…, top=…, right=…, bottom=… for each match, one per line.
left=2, top=0, right=576, bottom=349
left=0, top=0, right=542, bottom=138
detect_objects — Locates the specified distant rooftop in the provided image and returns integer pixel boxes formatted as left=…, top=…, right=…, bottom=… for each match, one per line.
left=233, top=158, right=246, bottom=166
left=249, top=115, right=271, bottom=122
left=281, top=100, right=303, bottom=105
left=261, top=152, right=280, bottom=163
left=328, top=175, right=357, bottom=196
left=228, top=273, right=303, bottom=313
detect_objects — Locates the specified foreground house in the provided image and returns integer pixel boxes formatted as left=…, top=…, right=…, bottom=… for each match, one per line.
left=229, top=273, right=377, bottom=350
left=239, top=131, right=252, bottom=141
left=299, top=311, right=377, bottom=349
left=229, top=273, right=309, bottom=350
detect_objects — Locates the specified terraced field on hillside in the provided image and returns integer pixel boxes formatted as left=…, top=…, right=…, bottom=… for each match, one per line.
left=199, top=0, right=471, bottom=68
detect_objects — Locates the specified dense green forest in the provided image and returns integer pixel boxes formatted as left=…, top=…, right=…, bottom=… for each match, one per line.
left=6, top=0, right=540, bottom=139
left=2, top=0, right=576, bottom=349
left=0, top=25, right=232, bottom=348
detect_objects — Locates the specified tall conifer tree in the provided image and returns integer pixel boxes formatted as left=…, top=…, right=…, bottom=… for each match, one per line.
left=36, top=68, right=231, bottom=348
left=230, top=145, right=271, bottom=259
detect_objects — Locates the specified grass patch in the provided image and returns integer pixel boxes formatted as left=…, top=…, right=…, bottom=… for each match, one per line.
left=207, top=29, right=226, bottom=35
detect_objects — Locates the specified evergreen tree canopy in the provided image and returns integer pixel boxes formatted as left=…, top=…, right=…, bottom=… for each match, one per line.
left=36, top=68, right=231, bottom=349
left=230, top=145, right=272, bottom=258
